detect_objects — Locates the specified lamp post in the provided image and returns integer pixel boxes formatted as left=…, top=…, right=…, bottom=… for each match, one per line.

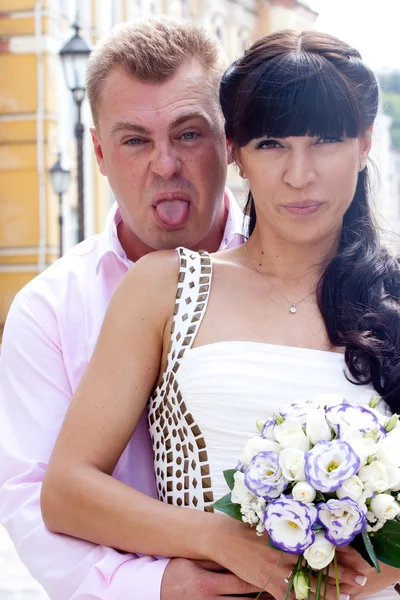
left=49, top=154, right=71, bottom=257
left=59, top=21, right=91, bottom=242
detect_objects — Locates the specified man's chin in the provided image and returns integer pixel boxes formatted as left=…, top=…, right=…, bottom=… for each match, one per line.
left=150, top=230, right=202, bottom=251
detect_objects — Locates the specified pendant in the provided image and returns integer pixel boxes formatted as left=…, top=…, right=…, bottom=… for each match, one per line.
left=290, top=304, right=297, bottom=314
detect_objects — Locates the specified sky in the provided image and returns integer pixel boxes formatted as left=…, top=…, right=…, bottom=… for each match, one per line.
left=311, top=0, right=400, bottom=71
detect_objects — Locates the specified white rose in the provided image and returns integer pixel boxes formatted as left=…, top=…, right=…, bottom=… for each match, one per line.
left=279, top=448, right=305, bottom=481
left=274, top=419, right=311, bottom=452
left=292, top=481, right=316, bottom=504
left=341, top=429, right=377, bottom=469
left=377, top=427, right=400, bottom=467
left=240, top=436, right=281, bottom=468
left=306, top=408, right=333, bottom=445
left=231, top=471, right=250, bottom=505
left=358, top=461, right=390, bottom=493
left=336, top=475, right=364, bottom=503
left=304, top=532, right=335, bottom=570
left=370, top=494, right=399, bottom=521
left=386, top=466, right=400, bottom=492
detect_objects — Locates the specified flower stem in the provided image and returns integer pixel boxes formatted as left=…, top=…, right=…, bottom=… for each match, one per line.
left=333, top=552, right=341, bottom=600
left=315, top=568, right=323, bottom=600
left=307, top=565, right=312, bottom=600
left=323, top=564, right=329, bottom=600
left=283, top=555, right=303, bottom=600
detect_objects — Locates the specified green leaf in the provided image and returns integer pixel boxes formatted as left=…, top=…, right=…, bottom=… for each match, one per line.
left=223, top=469, right=239, bottom=491
left=362, top=530, right=381, bottom=573
left=350, top=533, right=376, bottom=569
left=369, top=520, right=400, bottom=569
left=212, top=493, right=242, bottom=521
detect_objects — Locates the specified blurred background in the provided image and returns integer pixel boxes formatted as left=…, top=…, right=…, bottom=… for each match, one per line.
left=0, top=0, right=399, bottom=596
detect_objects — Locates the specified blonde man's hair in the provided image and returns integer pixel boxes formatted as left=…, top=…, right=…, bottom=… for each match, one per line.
left=87, top=17, right=227, bottom=128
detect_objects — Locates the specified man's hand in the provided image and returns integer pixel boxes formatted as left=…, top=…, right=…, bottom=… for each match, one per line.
left=161, top=558, right=273, bottom=599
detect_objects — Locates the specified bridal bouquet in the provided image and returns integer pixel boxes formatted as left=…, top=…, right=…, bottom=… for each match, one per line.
left=214, top=396, right=400, bottom=600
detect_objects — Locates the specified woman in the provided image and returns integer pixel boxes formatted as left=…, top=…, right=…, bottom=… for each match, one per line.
left=41, top=30, right=400, bottom=599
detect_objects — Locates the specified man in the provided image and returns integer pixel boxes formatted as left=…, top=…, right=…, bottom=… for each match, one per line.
left=0, top=17, right=257, bottom=600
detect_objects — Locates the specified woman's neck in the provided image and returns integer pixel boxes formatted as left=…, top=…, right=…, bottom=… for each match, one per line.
left=246, top=226, right=339, bottom=286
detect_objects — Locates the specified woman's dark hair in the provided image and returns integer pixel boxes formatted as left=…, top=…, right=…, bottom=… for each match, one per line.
left=220, top=30, right=400, bottom=413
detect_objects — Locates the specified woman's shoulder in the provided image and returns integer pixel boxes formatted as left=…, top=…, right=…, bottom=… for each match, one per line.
left=111, top=249, right=181, bottom=323
left=126, top=248, right=180, bottom=283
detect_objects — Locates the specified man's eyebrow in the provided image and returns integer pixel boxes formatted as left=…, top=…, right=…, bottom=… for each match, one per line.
left=110, top=112, right=212, bottom=136
left=110, top=121, right=152, bottom=136
left=171, top=112, right=211, bottom=129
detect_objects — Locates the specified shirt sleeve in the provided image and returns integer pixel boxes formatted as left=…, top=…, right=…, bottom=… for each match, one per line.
left=0, top=290, right=169, bottom=600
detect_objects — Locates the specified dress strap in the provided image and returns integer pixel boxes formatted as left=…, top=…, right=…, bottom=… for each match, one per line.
left=148, top=247, right=215, bottom=512
left=166, top=247, right=212, bottom=370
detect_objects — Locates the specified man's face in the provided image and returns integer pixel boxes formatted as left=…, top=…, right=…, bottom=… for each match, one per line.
left=91, top=60, right=228, bottom=257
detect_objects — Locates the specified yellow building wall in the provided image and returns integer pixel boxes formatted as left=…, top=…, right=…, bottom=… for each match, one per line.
left=0, top=7, right=59, bottom=338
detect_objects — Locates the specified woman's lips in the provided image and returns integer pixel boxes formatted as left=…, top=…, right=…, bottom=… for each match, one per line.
left=283, top=202, right=323, bottom=216
left=153, top=199, right=190, bottom=229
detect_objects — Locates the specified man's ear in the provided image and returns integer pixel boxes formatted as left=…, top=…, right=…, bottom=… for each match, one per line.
left=91, top=127, right=107, bottom=176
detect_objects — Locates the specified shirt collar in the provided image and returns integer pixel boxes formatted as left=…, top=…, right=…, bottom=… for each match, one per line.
left=95, top=187, right=247, bottom=274
left=220, top=187, right=248, bottom=250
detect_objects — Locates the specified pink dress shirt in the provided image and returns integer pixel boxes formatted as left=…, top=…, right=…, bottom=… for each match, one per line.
left=0, top=190, right=245, bottom=600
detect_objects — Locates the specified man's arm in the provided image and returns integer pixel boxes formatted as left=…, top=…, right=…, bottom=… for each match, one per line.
left=0, top=289, right=168, bottom=600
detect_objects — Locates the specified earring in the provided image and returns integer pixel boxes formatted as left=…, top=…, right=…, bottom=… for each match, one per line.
left=359, top=162, right=366, bottom=171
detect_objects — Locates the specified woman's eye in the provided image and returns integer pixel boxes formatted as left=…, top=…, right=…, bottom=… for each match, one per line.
left=180, top=132, right=198, bottom=140
left=256, top=139, right=281, bottom=149
left=318, top=136, right=344, bottom=144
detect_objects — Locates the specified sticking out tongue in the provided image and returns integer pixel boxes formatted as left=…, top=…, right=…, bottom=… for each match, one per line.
left=154, top=199, right=189, bottom=227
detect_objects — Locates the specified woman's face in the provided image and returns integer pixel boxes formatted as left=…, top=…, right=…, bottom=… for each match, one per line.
left=236, top=133, right=371, bottom=245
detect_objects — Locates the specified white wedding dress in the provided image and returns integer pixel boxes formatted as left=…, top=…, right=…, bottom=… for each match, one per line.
left=148, top=248, right=399, bottom=599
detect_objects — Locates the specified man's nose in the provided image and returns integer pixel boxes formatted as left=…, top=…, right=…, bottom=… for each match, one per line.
left=150, top=144, right=181, bottom=180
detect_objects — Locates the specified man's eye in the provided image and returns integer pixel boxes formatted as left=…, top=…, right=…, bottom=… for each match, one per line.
left=180, top=132, right=198, bottom=140
left=256, top=140, right=281, bottom=149
left=126, top=138, right=144, bottom=145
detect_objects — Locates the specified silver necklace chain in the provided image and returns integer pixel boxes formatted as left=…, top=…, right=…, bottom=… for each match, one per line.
left=243, top=245, right=316, bottom=314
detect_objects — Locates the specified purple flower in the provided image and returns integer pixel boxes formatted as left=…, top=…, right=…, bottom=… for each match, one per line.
left=305, top=440, right=360, bottom=493
left=264, top=496, right=316, bottom=553
left=326, top=402, right=386, bottom=439
left=244, top=451, right=288, bottom=499
left=279, top=400, right=314, bottom=426
left=318, top=497, right=367, bottom=545
left=261, top=418, right=276, bottom=440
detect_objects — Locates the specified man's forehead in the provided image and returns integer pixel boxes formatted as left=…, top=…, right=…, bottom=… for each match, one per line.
left=102, top=62, right=211, bottom=107
left=99, top=65, right=220, bottom=131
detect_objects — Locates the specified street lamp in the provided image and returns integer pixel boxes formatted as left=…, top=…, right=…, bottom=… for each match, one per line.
left=59, top=21, right=91, bottom=242
left=49, top=154, right=71, bottom=257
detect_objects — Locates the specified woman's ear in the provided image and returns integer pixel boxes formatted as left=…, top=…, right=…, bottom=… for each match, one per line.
left=235, top=146, right=248, bottom=179
left=359, top=126, right=373, bottom=169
